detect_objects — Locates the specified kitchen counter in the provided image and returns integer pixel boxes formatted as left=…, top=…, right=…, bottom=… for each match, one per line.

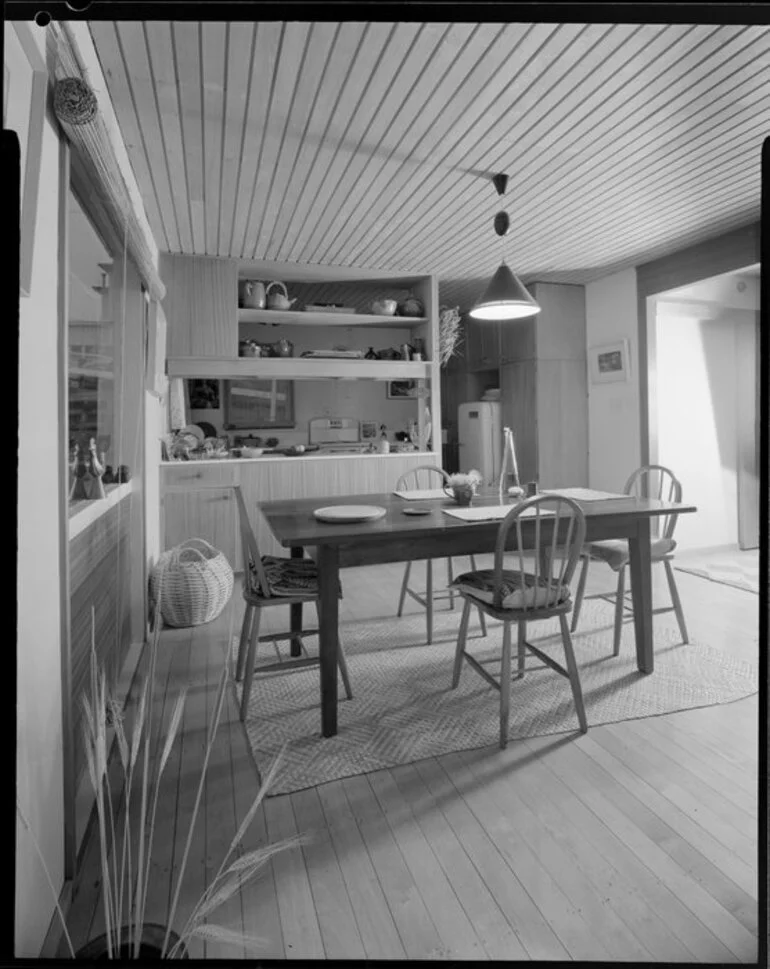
left=160, top=448, right=441, bottom=564
left=160, top=450, right=432, bottom=465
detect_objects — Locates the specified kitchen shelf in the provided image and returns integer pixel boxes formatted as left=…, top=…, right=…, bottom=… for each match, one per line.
left=167, top=356, right=431, bottom=381
left=237, top=307, right=428, bottom=328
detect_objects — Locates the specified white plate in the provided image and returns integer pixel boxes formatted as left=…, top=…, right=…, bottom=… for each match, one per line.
left=181, top=423, right=205, bottom=443
left=313, top=505, right=386, bottom=524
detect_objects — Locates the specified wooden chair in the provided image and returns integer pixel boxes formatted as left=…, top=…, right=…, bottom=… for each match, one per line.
left=571, top=464, right=689, bottom=654
left=395, top=465, right=487, bottom=644
left=450, top=495, right=588, bottom=748
left=232, top=485, right=352, bottom=721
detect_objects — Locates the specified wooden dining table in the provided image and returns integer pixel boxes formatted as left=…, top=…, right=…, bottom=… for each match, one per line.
left=258, top=490, right=697, bottom=737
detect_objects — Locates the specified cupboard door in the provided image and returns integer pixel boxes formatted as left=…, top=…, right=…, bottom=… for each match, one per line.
left=162, top=487, right=240, bottom=570
left=499, top=317, right=536, bottom=363
left=160, top=253, right=238, bottom=357
left=499, top=361, right=538, bottom=484
left=530, top=282, right=586, bottom=361
left=535, top=359, right=588, bottom=488
left=466, top=319, right=500, bottom=371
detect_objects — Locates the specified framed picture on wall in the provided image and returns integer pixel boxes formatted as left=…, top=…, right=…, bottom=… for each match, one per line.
left=386, top=379, right=418, bottom=399
left=188, top=378, right=221, bottom=409
left=588, top=339, right=630, bottom=384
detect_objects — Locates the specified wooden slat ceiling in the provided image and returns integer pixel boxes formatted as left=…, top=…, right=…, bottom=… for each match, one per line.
left=89, top=19, right=768, bottom=311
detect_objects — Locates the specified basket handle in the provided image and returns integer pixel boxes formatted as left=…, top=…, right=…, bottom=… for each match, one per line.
left=178, top=537, right=219, bottom=555
left=171, top=538, right=220, bottom=566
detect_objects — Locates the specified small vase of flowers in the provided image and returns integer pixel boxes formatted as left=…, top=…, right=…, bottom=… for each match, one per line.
left=445, top=469, right=482, bottom=506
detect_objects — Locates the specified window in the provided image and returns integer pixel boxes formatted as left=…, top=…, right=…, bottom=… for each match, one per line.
left=223, top=378, right=295, bottom=429
left=67, top=188, right=118, bottom=490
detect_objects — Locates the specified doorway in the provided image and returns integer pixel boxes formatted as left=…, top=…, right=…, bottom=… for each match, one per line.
left=649, top=266, right=759, bottom=554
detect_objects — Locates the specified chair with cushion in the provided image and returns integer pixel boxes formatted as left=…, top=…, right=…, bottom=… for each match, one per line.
left=570, top=464, right=688, bottom=654
left=232, top=485, right=352, bottom=721
left=449, top=495, right=588, bottom=748
left=395, top=465, right=487, bottom=644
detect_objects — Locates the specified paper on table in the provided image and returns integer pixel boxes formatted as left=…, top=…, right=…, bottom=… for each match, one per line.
left=394, top=488, right=449, bottom=500
left=539, top=488, right=627, bottom=501
left=442, top=505, right=556, bottom=522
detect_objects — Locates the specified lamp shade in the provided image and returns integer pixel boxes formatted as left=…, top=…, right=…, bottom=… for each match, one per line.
left=469, top=262, right=541, bottom=321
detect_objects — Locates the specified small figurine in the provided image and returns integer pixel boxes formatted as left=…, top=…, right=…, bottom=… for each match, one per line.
left=88, top=437, right=107, bottom=499
left=70, top=440, right=90, bottom=500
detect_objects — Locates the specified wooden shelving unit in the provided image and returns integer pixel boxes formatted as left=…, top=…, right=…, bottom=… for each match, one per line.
left=167, top=356, right=431, bottom=381
left=237, top=307, right=428, bottom=328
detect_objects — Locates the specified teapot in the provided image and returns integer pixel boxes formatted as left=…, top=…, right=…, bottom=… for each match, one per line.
left=266, top=280, right=297, bottom=311
left=239, top=279, right=266, bottom=309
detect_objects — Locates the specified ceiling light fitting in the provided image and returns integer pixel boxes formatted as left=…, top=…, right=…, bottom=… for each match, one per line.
left=469, top=172, right=540, bottom=322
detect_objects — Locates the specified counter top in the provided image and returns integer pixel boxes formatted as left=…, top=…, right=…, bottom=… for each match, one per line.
left=160, top=450, right=433, bottom=466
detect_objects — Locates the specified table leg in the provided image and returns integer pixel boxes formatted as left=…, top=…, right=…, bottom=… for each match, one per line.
left=290, top=545, right=303, bottom=657
left=317, top=544, right=340, bottom=737
left=628, top=518, right=653, bottom=673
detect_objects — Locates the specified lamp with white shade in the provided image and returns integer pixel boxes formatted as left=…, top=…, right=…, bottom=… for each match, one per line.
left=470, top=173, right=541, bottom=322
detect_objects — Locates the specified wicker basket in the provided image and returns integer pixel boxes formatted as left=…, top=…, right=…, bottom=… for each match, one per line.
left=151, top=538, right=234, bottom=628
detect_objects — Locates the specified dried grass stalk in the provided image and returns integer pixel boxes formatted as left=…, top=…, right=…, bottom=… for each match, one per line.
left=438, top=305, right=463, bottom=367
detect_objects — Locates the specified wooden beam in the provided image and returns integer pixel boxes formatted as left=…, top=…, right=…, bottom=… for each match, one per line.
left=46, top=21, right=165, bottom=301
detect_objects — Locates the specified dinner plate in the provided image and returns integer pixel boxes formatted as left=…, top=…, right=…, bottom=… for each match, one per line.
left=402, top=505, right=432, bottom=516
left=313, top=505, right=386, bottom=524
left=181, top=423, right=205, bottom=443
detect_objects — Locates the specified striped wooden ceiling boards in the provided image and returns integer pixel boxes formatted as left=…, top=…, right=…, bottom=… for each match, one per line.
left=88, top=19, right=768, bottom=310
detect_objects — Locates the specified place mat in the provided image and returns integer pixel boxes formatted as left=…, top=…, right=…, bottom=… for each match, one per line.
left=540, top=488, right=628, bottom=501
left=233, top=601, right=757, bottom=796
left=394, top=488, right=449, bottom=500
left=442, top=505, right=555, bottom=522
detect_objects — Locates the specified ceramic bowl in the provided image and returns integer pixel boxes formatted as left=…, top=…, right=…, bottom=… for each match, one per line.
left=372, top=299, right=397, bottom=316
left=240, top=446, right=264, bottom=458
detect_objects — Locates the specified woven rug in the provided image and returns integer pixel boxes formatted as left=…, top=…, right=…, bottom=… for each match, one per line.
left=232, top=600, right=758, bottom=796
left=676, top=548, right=760, bottom=594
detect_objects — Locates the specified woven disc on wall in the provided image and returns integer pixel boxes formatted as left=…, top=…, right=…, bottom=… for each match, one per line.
left=54, top=76, right=98, bottom=125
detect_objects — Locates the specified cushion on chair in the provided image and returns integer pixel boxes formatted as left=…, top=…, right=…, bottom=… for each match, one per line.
left=248, top=555, right=342, bottom=598
left=587, top=537, right=677, bottom=571
left=450, top=568, right=571, bottom=610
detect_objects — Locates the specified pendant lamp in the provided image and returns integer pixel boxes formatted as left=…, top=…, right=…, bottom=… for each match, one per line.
left=469, top=173, right=540, bottom=321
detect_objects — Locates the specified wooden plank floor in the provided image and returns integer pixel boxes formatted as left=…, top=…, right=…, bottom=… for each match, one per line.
left=63, top=553, right=761, bottom=961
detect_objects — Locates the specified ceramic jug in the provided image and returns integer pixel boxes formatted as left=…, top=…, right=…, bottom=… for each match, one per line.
left=266, top=281, right=297, bottom=310
left=239, top=279, right=266, bottom=309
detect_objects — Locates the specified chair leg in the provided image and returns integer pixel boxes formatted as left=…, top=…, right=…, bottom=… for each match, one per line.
left=468, top=555, right=486, bottom=636
left=517, top=621, right=526, bottom=678
left=476, top=605, right=488, bottom=638
left=571, top=554, right=590, bottom=631
left=559, top=613, right=587, bottom=733
left=397, top=561, right=412, bottom=616
left=240, top=607, right=262, bottom=721
left=316, top=601, right=353, bottom=699
left=663, top=559, right=689, bottom=644
left=235, top=603, right=254, bottom=682
left=613, top=566, right=626, bottom=656
left=500, top=622, right=512, bottom=749
left=446, top=557, right=455, bottom=610
left=426, top=558, right=434, bottom=644
left=451, top=598, right=472, bottom=688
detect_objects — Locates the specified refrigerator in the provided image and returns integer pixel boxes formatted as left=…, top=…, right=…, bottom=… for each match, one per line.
left=457, top=401, right=501, bottom=487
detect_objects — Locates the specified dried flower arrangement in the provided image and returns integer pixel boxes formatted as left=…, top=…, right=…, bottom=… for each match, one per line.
left=17, top=564, right=300, bottom=959
left=447, top=469, right=483, bottom=490
left=438, top=306, right=463, bottom=367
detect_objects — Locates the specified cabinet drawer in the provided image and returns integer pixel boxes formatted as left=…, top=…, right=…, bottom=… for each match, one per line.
left=161, top=464, right=239, bottom=491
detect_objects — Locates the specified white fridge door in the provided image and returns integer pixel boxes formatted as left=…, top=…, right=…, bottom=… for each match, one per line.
left=458, top=401, right=500, bottom=486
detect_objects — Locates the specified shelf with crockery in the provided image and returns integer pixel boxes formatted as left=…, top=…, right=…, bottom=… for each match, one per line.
left=237, top=307, right=429, bottom=328
left=166, top=356, right=431, bottom=381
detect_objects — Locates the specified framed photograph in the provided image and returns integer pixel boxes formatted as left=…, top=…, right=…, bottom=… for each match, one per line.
left=588, top=339, right=631, bottom=384
left=6, top=22, right=48, bottom=297
left=188, top=378, right=221, bottom=410
left=360, top=420, right=378, bottom=440
left=386, top=379, right=418, bottom=399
